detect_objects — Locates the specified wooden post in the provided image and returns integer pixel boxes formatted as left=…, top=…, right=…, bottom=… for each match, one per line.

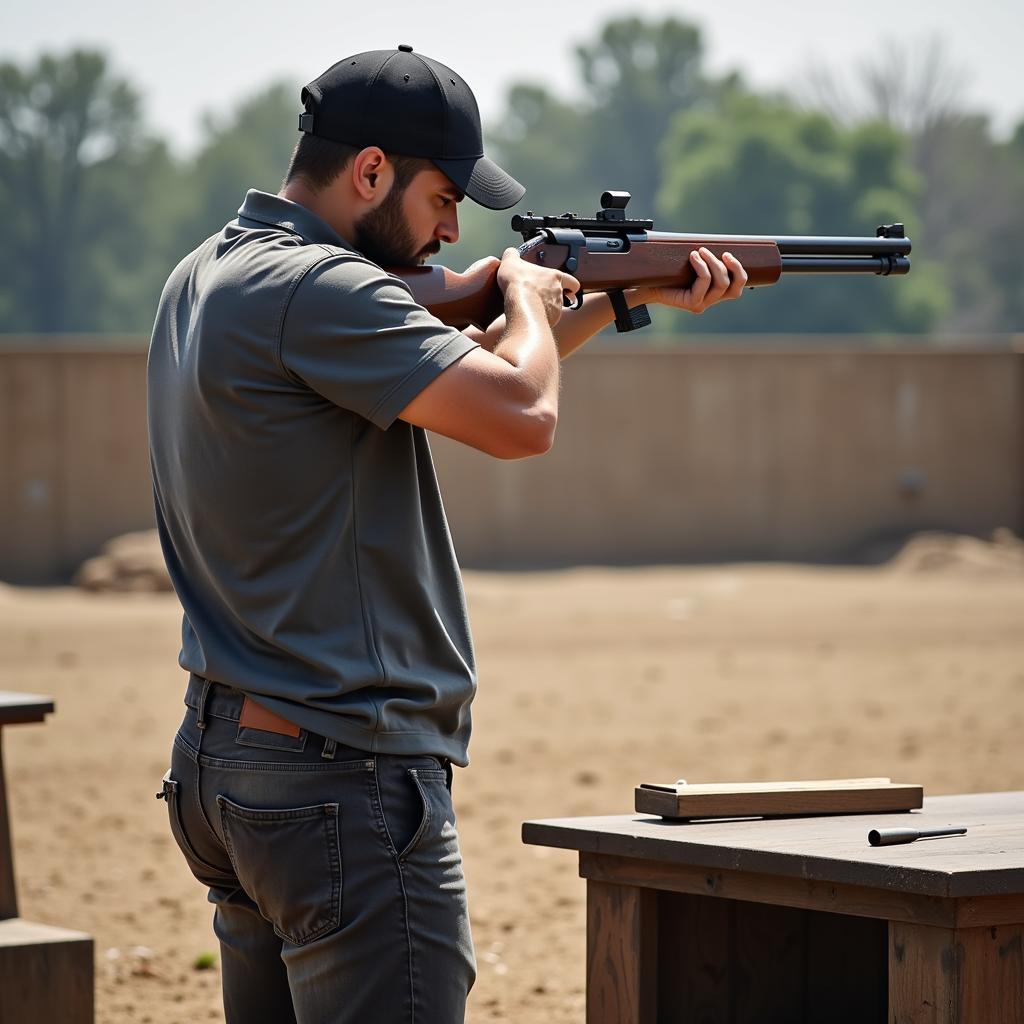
left=889, top=921, right=1024, bottom=1023
left=586, top=879, right=657, bottom=1024
left=0, top=693, right=92, bottom=1022
left=0, top=731, right=17, bottom=920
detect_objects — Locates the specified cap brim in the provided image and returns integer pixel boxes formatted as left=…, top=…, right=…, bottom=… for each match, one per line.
left=431, top=154, right=525, bottom=211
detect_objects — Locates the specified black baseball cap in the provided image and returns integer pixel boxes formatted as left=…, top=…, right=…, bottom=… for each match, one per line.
left=299, top=44, right=525, bottom=211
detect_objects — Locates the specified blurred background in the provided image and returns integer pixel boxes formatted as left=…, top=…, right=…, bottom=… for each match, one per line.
left=1, top=4, right=1023, bottom=1023
left=2, top=1, right=1024, bottom=338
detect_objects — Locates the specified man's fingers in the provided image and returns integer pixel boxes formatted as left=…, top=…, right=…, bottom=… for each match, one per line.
left=700, top=247, right=731, bottom=298
left=688, top=249, right=712, bottom=305
left=559, top=272, right=581, bottom=299
left=722, top=252, right=748, bottom=299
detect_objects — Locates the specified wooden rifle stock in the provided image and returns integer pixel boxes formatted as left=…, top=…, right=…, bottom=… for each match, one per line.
left=395, top=257, right=504, bottom=332
left=391, top=191, right=911, bottom=332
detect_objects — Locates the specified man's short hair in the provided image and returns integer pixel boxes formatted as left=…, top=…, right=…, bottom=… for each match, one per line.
left=283, top=134, right=435, bottom=193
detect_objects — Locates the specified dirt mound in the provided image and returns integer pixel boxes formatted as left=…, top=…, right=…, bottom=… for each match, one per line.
left=887, top=528, right=1024, bottom=577
left=74, top=530, right=173, bottom=592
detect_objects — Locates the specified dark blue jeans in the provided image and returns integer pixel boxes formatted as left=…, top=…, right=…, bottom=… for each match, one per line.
left=160, top=676, right=476, bottom=1023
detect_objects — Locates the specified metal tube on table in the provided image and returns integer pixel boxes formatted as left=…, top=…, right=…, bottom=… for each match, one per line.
left=868, top=826, right=968, bottom=847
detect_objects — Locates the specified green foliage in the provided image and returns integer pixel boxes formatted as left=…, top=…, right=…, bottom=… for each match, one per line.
left=657, top=93, right=942, bottom=332
left=573, top=16, right=711, bottom=210
left=0, top=24, right=1020, bottom=337
left=447, top=16, right=727, bottom=274
left=993, top=122, right=1024, bottom=329
left=0, top=53, right=300, bottom=334
left=0, top=49, right=174, bottom=333
left=173, top=82, right=299, bottom=254
left=909, top=114, right=1024, bottom=333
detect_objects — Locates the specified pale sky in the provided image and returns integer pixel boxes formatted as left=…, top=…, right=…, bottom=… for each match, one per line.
left=3, top=0, right=1022, bottom=155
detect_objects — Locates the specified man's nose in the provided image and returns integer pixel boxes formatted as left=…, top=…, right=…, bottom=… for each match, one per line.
left=436, top=210, right=459, bottom=245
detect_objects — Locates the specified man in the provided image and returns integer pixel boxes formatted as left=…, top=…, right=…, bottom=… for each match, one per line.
left=149, top=44, right=746, bottom=1024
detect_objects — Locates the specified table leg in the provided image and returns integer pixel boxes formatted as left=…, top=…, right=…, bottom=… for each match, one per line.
left=586, top=879, right=657, bottom=1024
left=889, top=920, right=1024, bottom=1023
left=0, top=731, right=18, bottom=919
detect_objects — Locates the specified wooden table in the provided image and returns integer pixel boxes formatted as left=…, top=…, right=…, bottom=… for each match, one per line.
left=523, top=792, right=1024, bottom=1023
left=0, top=691, right=93, bottom=1023
left=0, top=691, right=54, bottom=920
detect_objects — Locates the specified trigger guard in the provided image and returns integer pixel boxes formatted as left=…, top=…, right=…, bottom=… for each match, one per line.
left=564, top=290, right=584, bottom=311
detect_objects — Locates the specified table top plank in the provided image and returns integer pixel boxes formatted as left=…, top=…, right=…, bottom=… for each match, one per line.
left=522, top=792, right=1024, bottom=899
left=0, top=692, right=55, bottom=727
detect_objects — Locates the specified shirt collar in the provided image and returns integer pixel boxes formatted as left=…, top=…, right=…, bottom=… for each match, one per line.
left=237, top=189, right=351, bottom=248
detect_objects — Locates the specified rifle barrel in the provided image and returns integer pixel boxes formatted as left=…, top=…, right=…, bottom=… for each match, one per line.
left=781, top=255, right=911, bottom=275
left=647, top=230, right=911, bottom=257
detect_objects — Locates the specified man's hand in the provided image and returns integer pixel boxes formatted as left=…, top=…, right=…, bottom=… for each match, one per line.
left=649, top=247, right=748, bottom=314
left=497, top=247, right=580, bottom=326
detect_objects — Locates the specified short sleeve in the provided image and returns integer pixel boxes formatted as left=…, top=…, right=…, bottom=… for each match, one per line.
left=281, top=254, right=479, bottom=429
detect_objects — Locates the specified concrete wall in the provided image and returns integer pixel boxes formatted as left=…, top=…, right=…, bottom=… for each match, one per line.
left=2, top=339, right=1021, bottom=582
left=1, top=340, right=154, bottom=583
left=434, top=346, right=1024, bottom=565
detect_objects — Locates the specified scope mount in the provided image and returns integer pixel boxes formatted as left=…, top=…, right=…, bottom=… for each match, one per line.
left=511, top=191, right=654, bottom=242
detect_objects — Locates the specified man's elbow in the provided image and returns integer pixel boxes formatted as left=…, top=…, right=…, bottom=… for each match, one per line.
left=492, top=403, right=557, bottom=460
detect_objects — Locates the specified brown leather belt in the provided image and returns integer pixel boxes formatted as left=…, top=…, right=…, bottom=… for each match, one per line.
left=239, top=696, right=301, bottom=738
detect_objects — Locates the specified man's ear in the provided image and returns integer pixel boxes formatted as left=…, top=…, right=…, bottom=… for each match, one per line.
left=351, top=147, right=393, bottom=203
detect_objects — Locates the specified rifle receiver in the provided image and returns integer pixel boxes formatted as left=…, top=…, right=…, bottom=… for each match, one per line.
left=511, top=191, right=654, bottom=241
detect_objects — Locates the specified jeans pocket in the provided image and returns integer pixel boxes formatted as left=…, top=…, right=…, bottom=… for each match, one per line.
left=398, top=768, right=452, bottom=862
left=216, top=795, right=342, bottom=945
left=159, top=769, right=225, bottom=880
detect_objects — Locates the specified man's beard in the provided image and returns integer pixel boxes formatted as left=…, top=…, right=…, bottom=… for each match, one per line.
left=353, top=187, right=440, bottom=268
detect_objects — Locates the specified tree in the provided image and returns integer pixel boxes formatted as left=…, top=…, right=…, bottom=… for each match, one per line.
left=800, top=40, right=1024, bottom=333
left=0, top=49, right=174, bottom=333
left=172, top=82, right=300, bottom=254
left=446, top=16, right=731, bottom=273
left=802, top=37, right=963, bottom=139
left=656, top=92, right=942, bottom=333
left=574, top=16, right=716, bottom=212
left=992, top=123, right=1024, bottom=330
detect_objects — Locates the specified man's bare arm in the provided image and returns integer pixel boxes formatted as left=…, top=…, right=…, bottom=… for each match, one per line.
left=398, top=250, right=579, bottom=459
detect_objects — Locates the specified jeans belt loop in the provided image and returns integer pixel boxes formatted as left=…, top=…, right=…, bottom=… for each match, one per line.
left=321, top=736, right=336, bottom=760
left=195, top=677, right=212, bottom=731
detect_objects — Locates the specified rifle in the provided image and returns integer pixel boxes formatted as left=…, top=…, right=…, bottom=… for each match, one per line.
left=395, top=191, right=912, bottom=333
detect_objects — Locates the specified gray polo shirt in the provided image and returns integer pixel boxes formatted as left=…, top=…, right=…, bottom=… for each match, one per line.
left=148, top=189, right=480, bottom=765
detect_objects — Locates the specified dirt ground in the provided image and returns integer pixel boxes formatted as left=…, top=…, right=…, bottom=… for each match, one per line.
left=2, top=558, right=1023, bottom=1023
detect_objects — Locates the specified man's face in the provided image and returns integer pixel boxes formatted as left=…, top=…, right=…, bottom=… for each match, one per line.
left=353, top=166, right=463, bottom=268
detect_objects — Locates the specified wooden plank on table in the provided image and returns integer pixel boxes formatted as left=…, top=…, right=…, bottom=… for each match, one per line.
left=635, top=781, right=922, bottom=820
left=733, top=900, right=805, bottom=1024
left=656, top=891, right=732, bottom=1022
left=586, top=881, right=656, bottom=1024
left=640, top=777, right=893, bottom=794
